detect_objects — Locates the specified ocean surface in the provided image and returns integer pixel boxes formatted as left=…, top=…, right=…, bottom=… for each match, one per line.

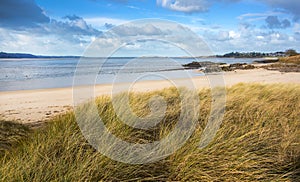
left=0, top=57, right=255, bottom=91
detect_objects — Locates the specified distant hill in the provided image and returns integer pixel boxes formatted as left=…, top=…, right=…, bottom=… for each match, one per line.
left=0, top=52, right=38, bottom=58
left=217, top=51, right=286, bottom=58
left=0, top=51, right=295, bottom=59
left=0, top=52, right=80, bottom=59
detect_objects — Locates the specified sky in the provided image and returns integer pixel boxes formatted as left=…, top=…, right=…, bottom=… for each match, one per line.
left=0, top=0, right=300, bottom=56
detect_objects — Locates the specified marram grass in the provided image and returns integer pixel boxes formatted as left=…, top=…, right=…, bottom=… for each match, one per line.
left=0, top=83, right=299, bottom=181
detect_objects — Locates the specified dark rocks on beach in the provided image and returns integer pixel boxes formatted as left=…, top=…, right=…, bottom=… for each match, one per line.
left=183, top=61, right=256, bottom=72
left=253, top=58, right=279, bottom=64
left=229, top=63, right=255, bottom=70
left=219, top=63, right=255, bottom=72
left=182, top=61, right=202, bottom=69
left=183, top=61, right=226, bottom=73
left=183, top=61, right=225, bottom=68
left=220, top=66, right=231, bottom=72
left=261, top=63, right=300, bottom=72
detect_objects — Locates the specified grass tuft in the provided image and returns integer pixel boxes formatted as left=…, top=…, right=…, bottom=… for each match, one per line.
left=0, top=83, right=299, bottom=181
left=0, top=121, right=30, bottom=157
left=280, top=55, right=300, bottom=64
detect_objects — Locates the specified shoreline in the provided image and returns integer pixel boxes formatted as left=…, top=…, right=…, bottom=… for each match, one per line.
left=1, top=68, right=300, bottom=124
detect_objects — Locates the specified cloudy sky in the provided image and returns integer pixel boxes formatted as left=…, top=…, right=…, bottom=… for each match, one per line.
left=0, top=0, right=300, bottom=56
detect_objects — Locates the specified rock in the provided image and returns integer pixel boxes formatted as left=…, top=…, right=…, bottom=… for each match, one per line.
left=182, top=61, right=202, bottom=68
left=183, top=61, right=223, bottom=69
left=253, top=58, right=279, bottom=64
left=183, top=61, right=255, bottom=72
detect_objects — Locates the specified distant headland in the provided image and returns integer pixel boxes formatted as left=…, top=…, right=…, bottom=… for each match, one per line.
left=0, top=52, right=80, bottom=59
left=0, top=49, right=298, bottom=59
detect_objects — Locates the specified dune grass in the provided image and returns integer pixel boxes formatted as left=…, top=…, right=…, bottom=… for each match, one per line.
left=0, top=121, right=30, bottom=157
left=280, top=55, right=300, bottom=64
left=0, top=83, right=299, bottom=181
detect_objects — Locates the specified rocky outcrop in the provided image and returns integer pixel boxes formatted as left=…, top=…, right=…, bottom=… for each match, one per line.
left=183, top=61, right=255, bottom=73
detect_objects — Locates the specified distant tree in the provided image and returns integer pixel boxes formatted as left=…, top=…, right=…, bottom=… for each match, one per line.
left=285, top=49, right=298, bottom=57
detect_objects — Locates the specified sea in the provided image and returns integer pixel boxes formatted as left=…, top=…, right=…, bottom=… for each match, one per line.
left=0, top=57, right=255, bottom=91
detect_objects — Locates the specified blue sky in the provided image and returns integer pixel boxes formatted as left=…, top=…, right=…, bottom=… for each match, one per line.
left=0, top=0, right=300, bottom=56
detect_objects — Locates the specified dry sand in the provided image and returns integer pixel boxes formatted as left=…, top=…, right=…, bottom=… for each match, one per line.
left=1, top=69, right=300, bottom=124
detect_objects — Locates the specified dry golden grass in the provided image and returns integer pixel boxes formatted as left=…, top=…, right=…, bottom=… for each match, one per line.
left=280, top=55, right=300, bottom=64
left=0, top=121, right=30, bottom=157
left=0, top=83, right=299, bottom=181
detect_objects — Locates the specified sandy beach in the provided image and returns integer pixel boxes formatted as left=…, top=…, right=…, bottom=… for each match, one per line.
left=1, top=68, right=300, bottom=124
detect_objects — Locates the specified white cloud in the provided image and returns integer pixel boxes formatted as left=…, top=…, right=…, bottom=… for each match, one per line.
left=47, top=16, right=101, bottom=37
left=0, top=28, right=85, bottom=55
left=157, top=0, right=300, bottom=23
left=84, top=17, right=128, bottom=30
left=82, top=20, right=214, bottom=57
left=294, top=23, right=300, bottom=33
left=0, top=14, right=104, bottom=55
left=156, top=0, right=242, bottom=13
left=111, top=23, right=168, bottom=36
left=237, top=12, right=283, bottom=22
left=126, top=5, right=141, bottom=10
left=256, top=35, right=264, bottom=40
left=157, top=0, right=210, bottom=13
left=198, top=22, right=300, bottom=53
left=229, top=31, right=240, bottom=39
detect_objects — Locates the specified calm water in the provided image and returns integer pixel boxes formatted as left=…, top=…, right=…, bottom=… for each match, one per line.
left=0, top=57, right=254, bottom=91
